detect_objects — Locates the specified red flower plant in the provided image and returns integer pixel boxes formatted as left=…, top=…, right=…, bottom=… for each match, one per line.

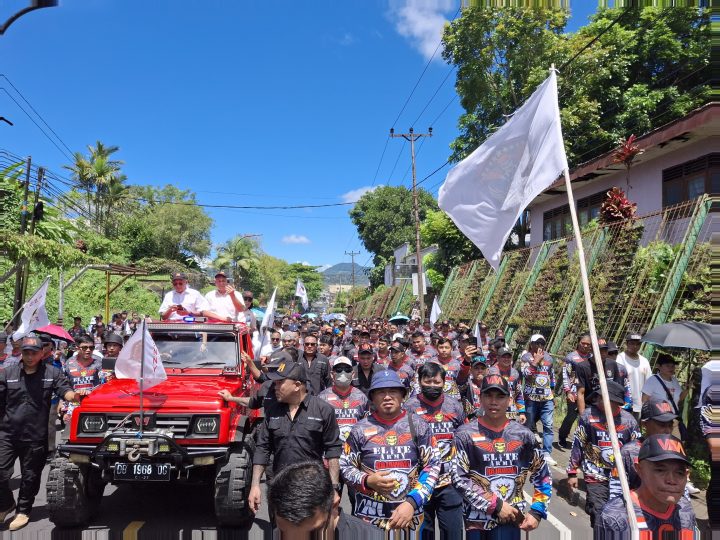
left=613, top=134, right=644, bottom=170
left=600, top=187, right=637, bottom=224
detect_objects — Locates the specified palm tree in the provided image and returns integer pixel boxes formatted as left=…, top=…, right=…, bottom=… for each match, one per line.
left=213, top=236, right=260, bottom=288
left=63, top=141, right=124, bottom=232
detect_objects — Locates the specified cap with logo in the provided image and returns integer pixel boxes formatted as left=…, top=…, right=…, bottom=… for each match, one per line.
left=21, top=335, right=43, bottom=352
left=641, top=398, right=677, bottom=422
left=497, top=347, right=512, bottom=357
left=530, top=334, right=546, bottom=344
left=265, top=358, right=307, bottom=383
left=171, top=272, right=188, bottom=281
left=626, top=332, right=643, bottom=342
left=332, top=356, right=353, bottom=369
left=638, top=434, right=688, bottom=464
left=368, top=370, right=406, bottom=394
left=389, top=343, right=406, bottom=353
left=480, top=374, right=510, bottom=395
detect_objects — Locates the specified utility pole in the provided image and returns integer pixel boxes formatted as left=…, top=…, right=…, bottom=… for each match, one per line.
left=20, top=167, right=44, bottom=302
left=344, top=250, right=360, bottom=291
left=390, top=127, right=432, bottom=321
left=12, top=156, right=32, bottom=327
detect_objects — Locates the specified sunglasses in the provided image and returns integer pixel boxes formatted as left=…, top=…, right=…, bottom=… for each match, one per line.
left=243, top=297, right=253, bottom=301
left=79, top=346, right=94, bottom=350
left=333, top=366, right=353, bottom=374
left=304, top=342, right=317, bottom=347
left=172, top=281, right=184, bottom=285
left=271, top=338, right=281, bottom=342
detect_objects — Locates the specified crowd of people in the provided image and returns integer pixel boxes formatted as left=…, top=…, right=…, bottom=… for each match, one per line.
left=0, top=270, right=710, bottom=538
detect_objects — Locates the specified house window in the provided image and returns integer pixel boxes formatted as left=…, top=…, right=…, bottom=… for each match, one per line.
left=662, top=154, right=718, bottom=207
left=542, top=190, right=606, bottom=241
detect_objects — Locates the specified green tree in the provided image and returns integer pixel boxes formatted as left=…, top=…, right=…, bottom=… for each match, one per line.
left=442, top=7, right=709, bottom=166
left=349, top=185, right=439, bottom=267
left=278, top=263, right=324, bottom=308
left=213, top=236, right=261, bottom=289
left=420, top=210, right=482, bottom=277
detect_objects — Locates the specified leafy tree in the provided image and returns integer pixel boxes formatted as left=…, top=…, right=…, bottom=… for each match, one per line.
left=213, top=236, right=260, bottom=289
left=278, top=263, right=324, bottom=308
left=420, top=210, right=482, bottom=277
left=349, top=185, right=438, bottom=266
left=442, top=7, right=709, bottom=166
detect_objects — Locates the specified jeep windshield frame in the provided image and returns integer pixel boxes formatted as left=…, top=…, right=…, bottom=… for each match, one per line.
left=152, top=329, right=240, bottom=371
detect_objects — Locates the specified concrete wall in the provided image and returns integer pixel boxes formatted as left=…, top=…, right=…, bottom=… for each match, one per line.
left=528, top=137, right=717, bottom=247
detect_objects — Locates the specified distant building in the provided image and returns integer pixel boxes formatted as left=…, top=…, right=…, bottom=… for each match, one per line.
left=384, top=242, right=438, bottom=287
left=527, top=102, right=717, bottom=246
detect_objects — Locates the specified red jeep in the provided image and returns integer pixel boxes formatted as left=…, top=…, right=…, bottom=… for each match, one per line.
left=46, top=321, right=262, bottom=528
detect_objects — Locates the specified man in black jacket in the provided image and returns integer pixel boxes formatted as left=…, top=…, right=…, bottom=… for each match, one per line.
left=0, top=335, right=79, bottom=531
left=298, top=334, right=331, bottom=396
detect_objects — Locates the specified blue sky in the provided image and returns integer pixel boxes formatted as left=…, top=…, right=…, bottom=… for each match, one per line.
left=1, top=0, right=598, bottom=272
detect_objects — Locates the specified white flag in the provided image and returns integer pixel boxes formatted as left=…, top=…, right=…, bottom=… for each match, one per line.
left=254, top=288, right=277, bottom=357
left=295, top=279, right=309, bottom=310
left=429, top=297, right=442, bottom=326
left=115, top=321, right=167, bottom=391
left=16, top=277, right=50, bottom=336
left=438, top=71, right=568, bottom=270
left=473, top=321, right=481, bottom=341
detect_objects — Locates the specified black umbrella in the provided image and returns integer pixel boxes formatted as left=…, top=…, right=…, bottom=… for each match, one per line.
left=641, top=321, right=717, bottom=351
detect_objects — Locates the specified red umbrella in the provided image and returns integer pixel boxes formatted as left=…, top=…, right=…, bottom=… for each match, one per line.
left=35, top=324, right=75, bottom=343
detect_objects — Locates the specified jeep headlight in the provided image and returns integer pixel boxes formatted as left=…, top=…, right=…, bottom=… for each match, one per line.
left=80, top=414, right=107, bottom=433
left=193, top=416, right=219, bottom=435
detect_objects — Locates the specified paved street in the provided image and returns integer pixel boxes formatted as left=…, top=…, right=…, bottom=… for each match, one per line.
left=4, top=427, right=710, bottom=539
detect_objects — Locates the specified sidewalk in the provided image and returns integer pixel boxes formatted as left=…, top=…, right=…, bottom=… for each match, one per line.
left=545, top=426, right=710, bottom=528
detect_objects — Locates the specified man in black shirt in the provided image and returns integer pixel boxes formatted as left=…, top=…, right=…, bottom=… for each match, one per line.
left=0, top=335, right=78, bottom=531
left=353, top=344, right=384, bottom=396
left=268, top=460, right=384, bottom=539
left=249, top=358, right=341, bottom=514
left=298, top=334, right=331, bottom=396
left=576, top=338, right=631, bottom=415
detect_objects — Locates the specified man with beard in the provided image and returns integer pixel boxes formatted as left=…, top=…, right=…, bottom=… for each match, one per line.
left=404, top=362, right=465, bottom=540
left=340, top=370, right=440, bottom=534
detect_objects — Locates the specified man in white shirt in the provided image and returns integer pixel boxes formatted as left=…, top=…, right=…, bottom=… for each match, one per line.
left=159, top=272, right=225, bottom=321
left=617, top=332, right=652, bottom=421
left=204, top=271, right=247, bottom=321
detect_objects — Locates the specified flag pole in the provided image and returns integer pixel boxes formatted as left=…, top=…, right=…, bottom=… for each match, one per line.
left=554, top=65, right=639, bottom=540
left=139, top=318, right=146, bottom=437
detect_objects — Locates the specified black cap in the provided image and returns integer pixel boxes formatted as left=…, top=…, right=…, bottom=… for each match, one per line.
left=389, top=343, right=405, bottom=353
left=38, top=333, right=54, bottom=345
left=21, top=335, right=43, bottom=351
left=641, top=398, right=677, bottom=422
left=497, top=346, right=512, bottom=357
left=265, top=359, right=307, bottom=383
left=605, top=380, right=626, bottom=405
left=638, top=434, right=689, bottom=464
left=171, top=272, right=188, bottom=281
left=103, top=333, right=124, bottom=346
left=358, top=344, right=374, bottom=356
left=480, top=374, right=510, bottom=395
left=626, top=332, right=642, bottom=342
left=607, top=341, right=619, bottom=353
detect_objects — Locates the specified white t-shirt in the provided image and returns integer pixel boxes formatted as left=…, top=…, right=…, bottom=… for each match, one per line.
left=617, top=352, right=652, bottom=412
left=204, top=289, right=244, bottom=320
left=642, top=374, right=683, bottom=408
left=158, top=288, right=210, bottom=320
left=237, top=309, right=257, bottom=331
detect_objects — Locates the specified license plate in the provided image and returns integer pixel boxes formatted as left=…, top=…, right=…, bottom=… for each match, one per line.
left=114, top=462, right=171, bottom=481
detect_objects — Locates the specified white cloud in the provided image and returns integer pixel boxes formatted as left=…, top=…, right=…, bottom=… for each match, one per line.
left=339, top=32, right=355, bottom=46
left=341, top=185, right=379, bottom=203
left=388, top=0, right=455, bottom=60
left=282, top=234, right=311, bottom=245
left=317, top=264, right=332, bottom=272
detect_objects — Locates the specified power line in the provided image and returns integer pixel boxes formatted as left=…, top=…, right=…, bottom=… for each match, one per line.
left=124, top=196, right=357, bottom=210
left=410, top=66, right=455, bottom=128
left=0, top=74, right=75, bottom=158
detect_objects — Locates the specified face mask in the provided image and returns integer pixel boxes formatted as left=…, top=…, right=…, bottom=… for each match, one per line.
left=335, top=372, right=352, bottom=386
left=421, top=385, right=442, bottom=401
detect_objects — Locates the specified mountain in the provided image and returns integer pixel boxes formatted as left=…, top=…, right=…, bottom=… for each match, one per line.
left=321, top=263, right=369, bottom=287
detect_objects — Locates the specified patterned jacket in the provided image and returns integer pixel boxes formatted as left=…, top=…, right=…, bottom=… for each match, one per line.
left=318, top=385, right=368, bottom=443
left=452, top=418, right=551, bottom=530
left=566, top=405, right=639, bottom=484
left=340, top=411, right=440, bottom=530
left=519, top=351, right=555, bottom=402
left=403, top=394, right=465, bottom=489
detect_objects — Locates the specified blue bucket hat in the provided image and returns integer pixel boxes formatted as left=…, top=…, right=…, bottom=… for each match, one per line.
left=368, top=370, right=406, bottom=394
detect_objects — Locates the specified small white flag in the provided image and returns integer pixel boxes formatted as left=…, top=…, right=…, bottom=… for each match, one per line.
left=115, top=321, right=167, bottom=391
left=439, top=71, right=568, bottom=270
left=295, top=279, right=309, bottom=310
left=254, top=288, right=277, bottom=357
left=17, top=277, right=51, bottom=336
left=429, top=297, right=442, bottom=326
left=473, top=321, right=481, bottom=341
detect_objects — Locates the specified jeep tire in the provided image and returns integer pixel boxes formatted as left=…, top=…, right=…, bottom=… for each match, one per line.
left=46, top=457, right=101, bottom=527
left=214, top=443, right=253, bottom=528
